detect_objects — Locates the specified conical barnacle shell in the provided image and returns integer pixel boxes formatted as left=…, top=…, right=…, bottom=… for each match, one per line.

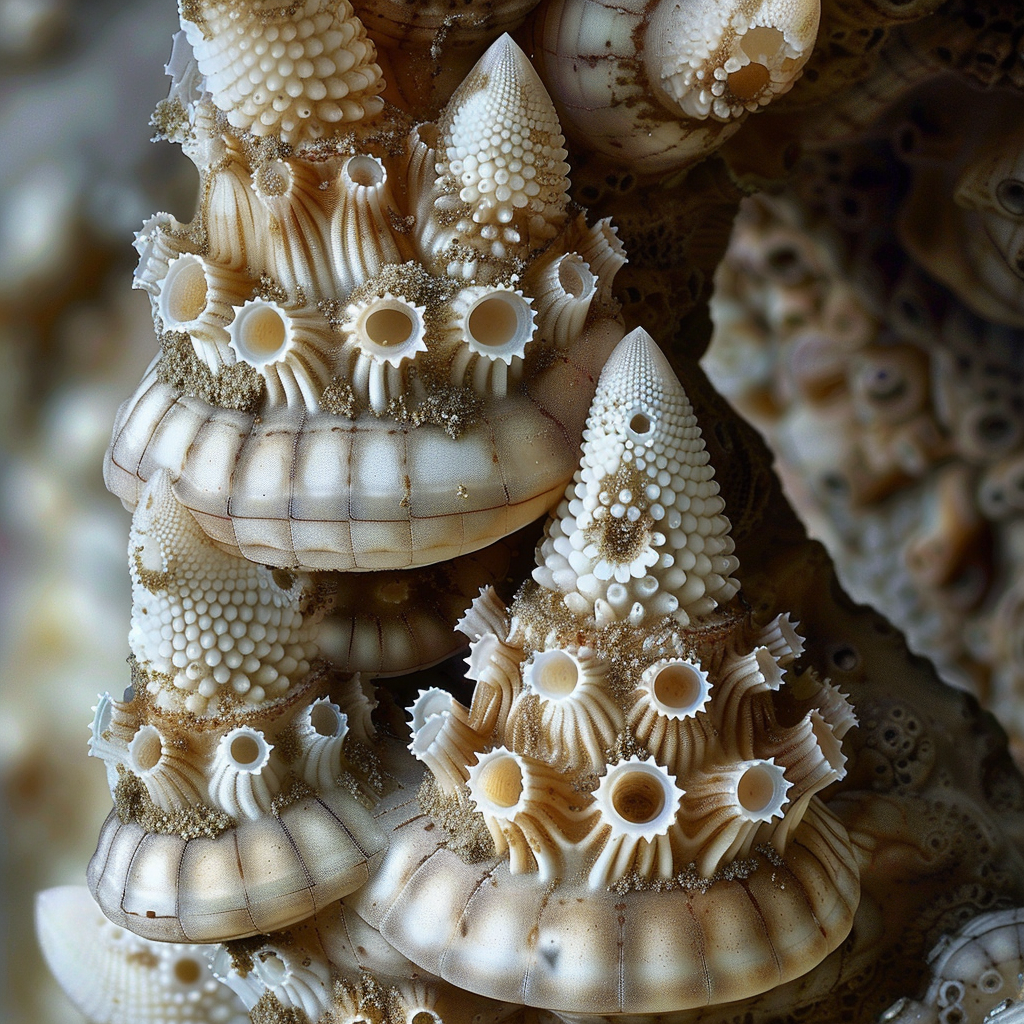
left=571, top=215, right=627, bottom=306
left=506, top=646, right=623, bottom=774
left=208, top=726, right=282, bottom=820
left=327, top=672, right=376, bottom=745
left=132, top=212, right=191, bottom=297
left=248, top=155, right=338, bottom=298
left=211, top=937, right=333, bottom=1020
left=679, top=757, right=792, bottom=876
left=764, top=711, right=847, bottom=852
left=88, top=762, right=388, bottom=943
left=712, top=643, right=785, bottom=759
left=645, top=0, right=821, bottom=121
left=179, top=0, right=385, bottom=145
left=458, top=585, right=511, bottom=643
left=585, top=756, right=685, bottom=888
left=881, top=908, right=1024, bottom=1024
left=433, top=34, right=570, bottom=263
left=447, top=283, right=538, bottom=398
left=106, top=312, right=624, bottom=571
left=128, top=471, right=324, bottom=715
left=156, top=252, right=252, bottom=372
left=124, top=724, right=206, bottom=811
left=203, top=148, right=268, bottom=273
left=464, top=629, right=525, bottom=737
left=293, top=697, right=350, bottom=790
left=408, top=691, right=485, bottom=795
left=755, top=612, right=805, bottom=666
left=228, top=296, right=334, bottom=410
left=36, top=886, right=249, bottom=1024
left=466, top=746, right=585, bottom=879
left=339, top=290, right=429, bottom=413
left=525, top=250, right=598, bottom=350
left=626, top=657, right=715, bottom=777
left=535, top=327, right=740, bottom=627
left=333, top=154, right=413, bottom=292
left=354, top=739, right=859, bottom=1014
left=89, top=692, right=140, bottom=793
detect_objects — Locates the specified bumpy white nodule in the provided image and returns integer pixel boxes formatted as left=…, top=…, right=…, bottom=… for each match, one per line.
left=535, top=326, right=740, bottom=627
left=179, top=0, right=385, bottom=144
left=128, top=470, right=324, bottom=715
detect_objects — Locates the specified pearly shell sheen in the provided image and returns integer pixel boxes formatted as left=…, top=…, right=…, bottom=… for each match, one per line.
left=87, top=774, right=387, bottom=943
left=351, top=739, right=859, bottom=1015
left=36, top=886, right=249, bottom=1024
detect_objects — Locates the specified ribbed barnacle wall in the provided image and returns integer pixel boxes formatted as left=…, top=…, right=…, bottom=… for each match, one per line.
left=32, top=1, right=1024, bottom=1023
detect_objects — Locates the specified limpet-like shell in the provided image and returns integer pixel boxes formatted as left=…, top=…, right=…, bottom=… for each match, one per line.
left=87, top=772, right=388, bottom=942
left=36, top=886, right=248, bottom=1024
left=352, top=739, right=859, bottom=1015
left=107, top=315, right=622, bottom=571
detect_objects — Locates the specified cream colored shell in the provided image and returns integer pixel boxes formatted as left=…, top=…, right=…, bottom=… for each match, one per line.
left=36, top=885, right=248, bottom=1024
left=351, top=738, right=859, bottom=1015
left=108, top=32, right=626, bottom=573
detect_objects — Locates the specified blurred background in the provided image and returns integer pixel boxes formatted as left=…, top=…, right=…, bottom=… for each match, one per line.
left=0, top=2, right=193, bottom=1019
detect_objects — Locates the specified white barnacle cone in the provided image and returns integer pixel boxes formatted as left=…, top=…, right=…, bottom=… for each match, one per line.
left=339, top=292, right=428, bottom=413
left=586, top=756, right=685, bottom=888
left=178, top=0, right=385, bottom=145
left=128, top=470, right=324, bottom=716
left=156, top=253, right=252, bottom=372
left=208, top=726, right=282, bottom=820
left=534, top=326, right=740, bottom=627
left=448, top=283, right=537, bottom=397
left=408, top=693, right=485, bottom=796
left=124, top=724, right=206, bottom=811
left=433, top=33, right=570, bottom=263
left=466, top=746, right=580, bottom=879
left=228, top=297, right=334, bottom=410
left=526, top=250, right=598, bottom=349
left=294, top=697, right=350, bottom=791
left=627, top=657, right=714, bottom=777
left=646, top=0, right=820, bottom=122
left=507, top=646, right=622, bottom=774
left=88, top=693, right=140, bottom=795
left=681, top=757, right=792, bottom=876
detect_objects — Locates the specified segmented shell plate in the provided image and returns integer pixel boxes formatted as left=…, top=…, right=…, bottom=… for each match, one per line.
left=348, top=741, right=860, bottom=1015
left=87, top=782, right=387, bottom=943
left=105, top=317, right=622, bottom=571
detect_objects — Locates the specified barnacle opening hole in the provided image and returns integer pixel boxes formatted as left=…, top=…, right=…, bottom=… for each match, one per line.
left=173, top=957, right=202, bottom=985
left=477, top=752, right=524, bottom=809
left=526, top=649, right=579, bottom=700
left=626, top=406, right=656, bottom=444
left=344, top=154, right=385, bottom=188
left=366, top=307, right=415, bottom=347
left=128, top=726, right=163, bottom=772
left=310, top=701, right=346, bottom=738
left=224, top=728, right=271, bottom=771
left=466, top=292, right=534, bottom=356
left=410, top=1012, right=442, bottom=1024
left=997, top=178, right=1024, bottom=216
left=611, top=771, right=666, bottom=825
left=728, top=61, right=771, bottom=102
left=557, top=255, right=596, bottom=299
left=257, top=952, right=288, bottom=985
left=737, top=761, right=788, bottom=819
left=649, top=660, right=709, bottom=717
left=232, top=302, right=289, bottom=364
left=161, top=255, right=208, bottom=326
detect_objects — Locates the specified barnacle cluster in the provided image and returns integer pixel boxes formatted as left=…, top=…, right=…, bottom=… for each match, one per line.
left=26, top=0, right=1024, bottom=1023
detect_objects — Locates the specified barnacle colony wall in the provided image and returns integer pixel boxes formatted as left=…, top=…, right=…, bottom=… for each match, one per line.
left=33, top=0, right=1024, bottom=1022
left=107, top=15, right=626, bottom=572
